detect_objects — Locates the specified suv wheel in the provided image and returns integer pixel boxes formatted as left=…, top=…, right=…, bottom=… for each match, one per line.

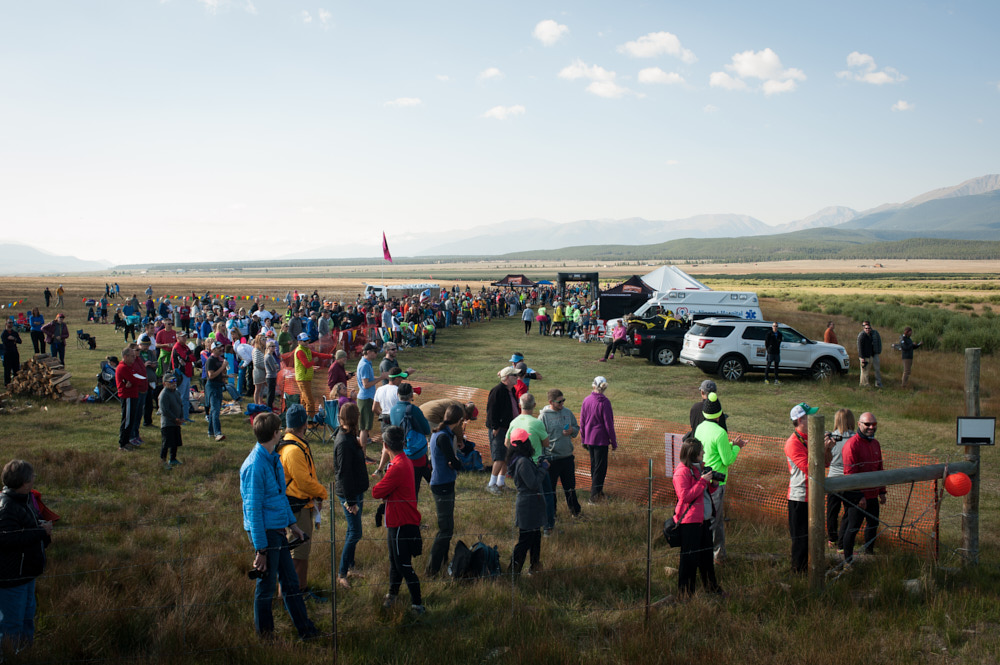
left=718, top=355, right=748, bottom=381
left=811, top=357, right=836, bottom=381
left=652, top=345, right=678, bottom=366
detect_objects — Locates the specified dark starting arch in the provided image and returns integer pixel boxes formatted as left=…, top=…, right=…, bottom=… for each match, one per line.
left=557, top=272, right=600, bottom=302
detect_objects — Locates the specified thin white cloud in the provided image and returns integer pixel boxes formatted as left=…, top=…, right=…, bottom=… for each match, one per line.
left=194, top=0, right=256, bottom=14
left=710, top=48, right=805, bottom=95
left=559, top=59, right=631, bottom=98
left=244, top=1, right=257, bottom=15
left=301, top=10, right=312, bottom=23
left=482, top=105, right=526, bottom=120
left=318, top=9, right=332, bottom=28
left=617, top=31, right=696, bottom=64
left=479, top=67, right=503, bottom=81
left=384, top=97, right=422, bottom=108
left=892, top=100, right=914, bottom=112
left=533, top=19, right=569, bottom=46
left=638, top=67, right=684, bottom=85
left=300, top=207, right=316, bottom=213
left=836, top=52, right=906, bottom=85
left=666, top=159, right=680, bottom=166
left=703, top=104, right=718, bottom=113
left=436, top=74, right=451, bottom=82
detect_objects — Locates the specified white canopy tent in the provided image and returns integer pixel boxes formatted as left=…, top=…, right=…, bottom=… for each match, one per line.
left=640, top=265, right=711, bottom=293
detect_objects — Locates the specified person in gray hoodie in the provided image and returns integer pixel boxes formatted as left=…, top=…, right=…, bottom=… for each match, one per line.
left=538, top=388, right=582, bottom=519
left=159, top=374, right=184, bottom=468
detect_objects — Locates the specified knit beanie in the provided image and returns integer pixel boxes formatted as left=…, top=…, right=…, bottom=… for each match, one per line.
left=702, top=392, right=723, bottom=420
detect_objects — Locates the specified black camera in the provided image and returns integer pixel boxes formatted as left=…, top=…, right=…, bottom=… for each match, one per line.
left=825, top=431, right=843, bottom=442
left=248, top=568, right=266, bottom=580
left=703, top=465, right=726, bottom=483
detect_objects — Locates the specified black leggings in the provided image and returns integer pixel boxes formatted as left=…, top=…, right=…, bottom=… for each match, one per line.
left=524, top=320, right=532, bottom=334
left=547, top=456, right=581, bottom=516
left=30, top=330, right=45, bottom=354
left=387, top=525, right=422, bottom=604
left=511, top=528, right=541, bottom=573
left=678, top=521, right=719, bottom=595
left=604, top=339, right=627, bottom=360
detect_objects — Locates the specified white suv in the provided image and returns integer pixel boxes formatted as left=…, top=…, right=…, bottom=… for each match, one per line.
left=679, top=318, right=850, bottom=381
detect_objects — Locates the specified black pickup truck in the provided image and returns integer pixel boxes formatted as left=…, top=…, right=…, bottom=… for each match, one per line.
left=618, top=317, right=689, bottom=365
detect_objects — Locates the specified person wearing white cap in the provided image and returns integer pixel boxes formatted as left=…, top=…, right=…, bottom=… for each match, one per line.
left=579, top=376, right=616, bottom=503
left=205, top=341, right=228, bottom=441
left=694, top=392, right=747, bottom=562
left=785, top=402, right=833, bottom=573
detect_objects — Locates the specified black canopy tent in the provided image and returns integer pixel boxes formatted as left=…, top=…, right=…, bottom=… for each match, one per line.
left=598, top=275, right=653, bottom=320
left=491, top=274, right=536, bottom=288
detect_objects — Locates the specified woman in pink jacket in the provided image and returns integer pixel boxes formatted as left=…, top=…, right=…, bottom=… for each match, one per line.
left=673, top=437, right=722, bottom=596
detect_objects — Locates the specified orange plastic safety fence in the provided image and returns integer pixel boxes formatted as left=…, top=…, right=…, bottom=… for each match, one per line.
left=406, top=380, right=939, bottom=555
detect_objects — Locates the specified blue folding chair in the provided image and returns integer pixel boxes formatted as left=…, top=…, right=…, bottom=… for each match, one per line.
left=322, top=399, right=340, bottom=443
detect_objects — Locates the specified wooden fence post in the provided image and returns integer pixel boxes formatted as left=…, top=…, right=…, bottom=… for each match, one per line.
left=807, top=414, right=826, bottom=592
left=963, top=348, right=981, bottom=566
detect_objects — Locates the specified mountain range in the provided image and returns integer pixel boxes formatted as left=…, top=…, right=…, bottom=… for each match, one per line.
left=283, top=174, right=1000, bottom=259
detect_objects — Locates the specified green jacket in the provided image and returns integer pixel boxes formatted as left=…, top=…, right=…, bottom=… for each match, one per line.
left=695, top=419, right=739, bottom=486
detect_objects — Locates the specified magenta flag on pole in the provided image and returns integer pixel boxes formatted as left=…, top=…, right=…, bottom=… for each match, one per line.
left=382, top=232, right=393, bottom=263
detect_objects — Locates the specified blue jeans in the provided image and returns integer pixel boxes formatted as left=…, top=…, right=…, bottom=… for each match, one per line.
left=50, top=339, right=65, bottom=365
left=132, top=392, right=146, bottom=439
left=178, top=375, right=191, bottom=420
left=338, top=495, right=364, bottom=578
left=253, top=530, right=315, bottom=637
left=206, top=382, right=223, bottom=436
left=0, top=579, right=36, bottom=648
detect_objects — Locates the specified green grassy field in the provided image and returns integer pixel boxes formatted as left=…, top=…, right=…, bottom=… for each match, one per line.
left=2, top=293, right=999, bottom=664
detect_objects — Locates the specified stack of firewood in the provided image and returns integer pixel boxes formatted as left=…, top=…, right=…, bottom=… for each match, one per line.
left=4, top=354, right=79, bottom=401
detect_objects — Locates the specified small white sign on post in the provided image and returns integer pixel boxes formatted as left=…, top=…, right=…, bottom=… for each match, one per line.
left=957, top=417, right=996, bottom=446
left=664, top=433, right=683, bottom=477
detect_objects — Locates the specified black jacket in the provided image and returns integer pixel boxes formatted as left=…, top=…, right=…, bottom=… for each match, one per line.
left=764, top=330, right=782, bottom=355
left=486, top=382, right=516, bottom=432
left=0, top=489, right=50, bottom=588
left=334, top=430, right=370, bottom=505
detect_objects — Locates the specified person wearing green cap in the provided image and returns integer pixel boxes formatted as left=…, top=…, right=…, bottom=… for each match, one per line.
left=694, top=392, right=746, bottom=562
left=785, top=402, right=833, bottom=573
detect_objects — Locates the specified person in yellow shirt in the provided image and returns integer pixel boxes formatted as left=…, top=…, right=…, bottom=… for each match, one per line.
left=278, top=404, right=330, bottom=602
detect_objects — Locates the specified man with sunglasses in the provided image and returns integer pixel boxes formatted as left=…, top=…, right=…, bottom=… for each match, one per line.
left=840, top=413, right=886, bottom=564
left=856, top=321, right=883, bottom=388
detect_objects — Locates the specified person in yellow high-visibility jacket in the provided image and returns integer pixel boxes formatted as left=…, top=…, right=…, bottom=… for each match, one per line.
left=294, top=333, right=331, bottom=418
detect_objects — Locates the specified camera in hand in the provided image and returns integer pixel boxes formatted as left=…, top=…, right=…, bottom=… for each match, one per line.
left=248, top=568, right=266, bottom=580
left=703, top=465, right=726, bottom=483
left=825, top=431, right=843, bottom=442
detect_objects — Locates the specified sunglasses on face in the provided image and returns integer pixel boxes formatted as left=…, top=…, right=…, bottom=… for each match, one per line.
left=555, top=399, right=566, bottom=405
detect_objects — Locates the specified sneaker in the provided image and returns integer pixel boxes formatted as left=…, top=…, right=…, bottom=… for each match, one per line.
left=542, top=528, right=553, bottom=537
left=382, top=593, right=397, bottom=609
left=609, top=354, right=614, bottom=360
left=774, top=380, right=782, bottom=385
left=410, top=604, right=427, bottom=615
left=168, top=459, right=182, bottom=466
left=598, top=358, right=607, bottom=362
left=487, top=485, right=501, bottom=495
left=337, top=577, right=351, bottom=590
left=215, top=434, right=226, bottom=442
left=304, top=588, right=329, bottom=603
left=164, top=462, right=173, bottom=470
left=764, top=380, right=770, bottom=385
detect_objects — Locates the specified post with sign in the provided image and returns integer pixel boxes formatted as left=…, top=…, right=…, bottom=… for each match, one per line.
left=962, top=348, right=988, bottom=566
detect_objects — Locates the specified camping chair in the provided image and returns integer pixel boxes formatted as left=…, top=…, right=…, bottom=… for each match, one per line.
left=322, top=399, right=341, bottom=443
left=77, top=329, right=97, bottom=350
left=97, top=360, right=120, bottom=404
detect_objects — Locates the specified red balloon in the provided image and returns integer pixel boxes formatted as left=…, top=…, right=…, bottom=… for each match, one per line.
left=944, top=472, right=972, bottom=497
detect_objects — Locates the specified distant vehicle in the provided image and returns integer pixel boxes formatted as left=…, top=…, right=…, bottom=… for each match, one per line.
left=679, top=317, right=850, bottom=381
left=363, top=283, right=440, bottom=300
left=630, top=290, right=763, bottom=323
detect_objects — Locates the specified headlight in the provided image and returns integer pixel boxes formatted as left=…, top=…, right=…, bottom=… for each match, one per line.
left=837, top=348, right=848, bottom=356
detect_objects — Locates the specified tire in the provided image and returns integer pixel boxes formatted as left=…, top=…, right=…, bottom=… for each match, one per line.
left=811, top=357, right=837, bottom=381
left=652, top=345, right=678, bottom=366
left=718, top=355, right=748, bottom=381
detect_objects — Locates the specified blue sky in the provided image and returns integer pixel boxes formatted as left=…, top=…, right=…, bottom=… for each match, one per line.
left=1, top=0, right=997, bottom=263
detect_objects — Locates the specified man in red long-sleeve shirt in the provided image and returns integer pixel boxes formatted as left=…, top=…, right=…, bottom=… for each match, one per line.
left=371, top=426, right=423, bottom=614
left=116, top=347, right=142, bottom=451
left=840, top=412, right=886, bottom=563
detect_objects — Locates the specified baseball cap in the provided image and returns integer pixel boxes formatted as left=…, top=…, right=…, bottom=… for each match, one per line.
left=285, top=404, right=308, bottom=429
left=138, top=334, right=151, bottom=343
left=297, top=332, right=310, bottom=341
left=700, top=379, right=717, bottom=394
left=211, top=341, right=224, bottom=350
left=790, top=402, right=819, bottom=421
left=509, top=428, right=531, bottom=444
left=499, top=366, right=518, bottom=379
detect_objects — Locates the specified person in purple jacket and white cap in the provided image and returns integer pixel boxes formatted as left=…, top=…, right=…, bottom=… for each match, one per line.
left=579, top=376, right=616, bottom=503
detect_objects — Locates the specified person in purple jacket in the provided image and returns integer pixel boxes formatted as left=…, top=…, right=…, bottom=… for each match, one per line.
left=579, top=376, right=616, bottom=503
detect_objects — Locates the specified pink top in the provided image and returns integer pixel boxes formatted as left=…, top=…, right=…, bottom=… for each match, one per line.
left=672, top=462, right=715, bottom=524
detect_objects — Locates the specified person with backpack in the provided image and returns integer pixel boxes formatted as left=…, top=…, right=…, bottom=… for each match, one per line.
left=334, top=403, right=369, bottom=590
left=507, top=428, right=548, bottom=576
left=371, top=426, right=424, bottom=615
left=277, top=404, right=329, bottom=603
left=426, top=404, right=467, bottom=577
left=389, top=382, right=431, bottom=500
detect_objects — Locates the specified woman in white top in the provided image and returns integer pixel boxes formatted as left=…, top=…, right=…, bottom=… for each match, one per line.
left=826, top=408, right=856, bottom=548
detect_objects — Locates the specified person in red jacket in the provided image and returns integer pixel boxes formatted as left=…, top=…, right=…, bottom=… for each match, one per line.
left=371, top=426, right=424, bottom=614
left=129, top=343, right=149, bottom=447
left=115, top=347, right=142, bottom=451
left=784, top=402, right=834, bottom=573
left=840, top=412, right=887, bottom=564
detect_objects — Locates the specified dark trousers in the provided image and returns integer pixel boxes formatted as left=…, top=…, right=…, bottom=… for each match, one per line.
left=548, top=455, right=582, bottom=516
left=119, top=397, right=139, bottom=448
left=840, top=493, right=881, bottom=562
left=50, top=339, right=65, bottom=365
left=765, top=353, right=780, bottom=381
left=511, top=528, right=541, bottom=573
left=3, top=353, right=19, bottom=385
left=266, top=377, right=277, bottom=411
left=387, top=524, right=422, bottom=605
left=604, top=338, right=626, bottom=360
left=427, top=483, right=455, bottom=576
left=587, top=445, right=609, bottom=499
left=524, top=320, right=532, bottom=334
left=788, top=500, right=809, bottom=573
left=144, top=385, right=159, bottom=426
left=678, top=520, right=719, bottom=595
left=826, top=492, right=845, bottom=544
left=160, top=426, right=181, bottom=461
left=30, top=331, right=45, bottom=354
left=132, top=392, right=146, bottom=440
left=412, top=460, right=430, bottom=502
left=253, top=529, right=314, bottom=637
left=124, top=324, right=135, bottom=342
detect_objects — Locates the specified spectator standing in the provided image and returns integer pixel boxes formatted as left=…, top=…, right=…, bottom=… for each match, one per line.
left=426, top=404, right=466, bottom=577
left=128, top=342, right=148, bottom=447
left=825, top=408, right=856, bottom=549
left=239, top=413, right=319, bottom=640
left=694, top=392, right=746, bottom=562
left=504, top=393, right=554, bottom=533
left=326, top=349, right=353, bottom=394
left=251, top=335, right=267, bottom=405
left=0, top=459, right=53, bottom=652
left=293, top=333, right=331, bottom=419
left=840, top=413, right=886, bottom=564
left=672, top=438, right=721, bottom=596
left=357, top=343, right=388, bottom=450
left=689, top=379, right=728, bottom=433
left=784, top=402, right=833, bottom=573
left=579, top=376, right=616, bottom=503
left=856, top=321, right=883, bottom=388
left=43, top=288, right=51, bottom=308
left=507, top=429, right=548, bottom=575
left=371, top=426, right=424, bottom=615
left=28, top=308, right=45, bottom=354
left=485, top=367, right=519, bottom=494
left=823, top=321, right=838, bottom=345
left=40, top=314, right=68, bottom=365
left=205, top=342, right=228, bottom=442
left=897, top=326, right=922, bottom=388
left=171, top=331, right=195, bottom=422
left=277, top=405, right=329, bottom=603
left=538, top=388, right=583, bottom=520
left=55, top=285, right=64, bottom=307
left=2, top=321, right=22, bottom=386
left=521, top=305, right=534, bottom=335
left=764, top=322, right=783, bottom=385
left=264, top=340, right=280, bottom=411
left=388, top=382, right=431, bottom=499
left=159, top=374, right=184, bottom=468
left=334, top=403, right=369, bottom=589
left=115, top=347, right=141, bottom=451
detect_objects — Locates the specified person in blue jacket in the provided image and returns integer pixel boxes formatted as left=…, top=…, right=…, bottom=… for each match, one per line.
left=239, top=412, right=319, bottom=640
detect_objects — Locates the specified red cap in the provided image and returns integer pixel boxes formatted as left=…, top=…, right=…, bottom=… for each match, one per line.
left=509, top=428, right=530, bottom=444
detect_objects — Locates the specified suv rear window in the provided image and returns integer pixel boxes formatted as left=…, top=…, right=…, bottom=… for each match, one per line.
left=689, top=323, right=735, bottom=338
